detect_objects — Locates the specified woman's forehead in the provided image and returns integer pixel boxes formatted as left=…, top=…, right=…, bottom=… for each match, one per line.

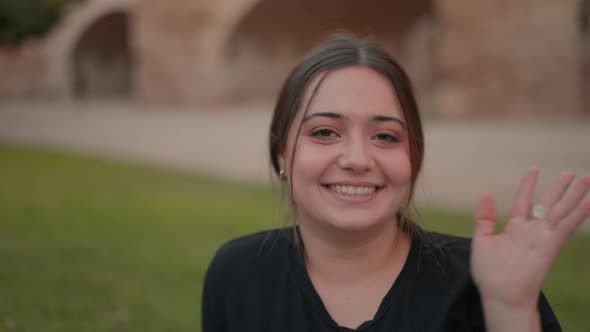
left=302, top=66, right=404, bottom=120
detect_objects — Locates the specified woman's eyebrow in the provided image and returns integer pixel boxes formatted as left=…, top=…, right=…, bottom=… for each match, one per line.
left=302, top=112, right=342, bottom=123
left=302, top=112, right=406, bottom=129
left=372, top=115, right=406, bottom=129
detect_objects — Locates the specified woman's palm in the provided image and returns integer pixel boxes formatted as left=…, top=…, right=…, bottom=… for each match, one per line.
left=471, top=169, right=590, bottom=307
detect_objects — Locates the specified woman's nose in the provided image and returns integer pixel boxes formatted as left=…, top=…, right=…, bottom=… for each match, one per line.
left=336, top=137, right=375, bottom=173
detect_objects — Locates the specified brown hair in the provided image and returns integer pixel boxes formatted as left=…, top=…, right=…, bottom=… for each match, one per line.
left=269, top=35, right=424, bottom=232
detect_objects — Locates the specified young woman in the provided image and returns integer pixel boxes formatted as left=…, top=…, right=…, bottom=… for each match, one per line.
left=202, top=36, right=590, bottom=332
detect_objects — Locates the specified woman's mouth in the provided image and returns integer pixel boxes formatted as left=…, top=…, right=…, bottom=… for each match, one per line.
left=322, top=184, right=384, bottom=201
left=328, top=185, right=376, bottom=195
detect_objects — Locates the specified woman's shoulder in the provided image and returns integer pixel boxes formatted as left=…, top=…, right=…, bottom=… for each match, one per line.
left=420, top=230, right=471, bottom=255
left=413, top=228, right=473, bottom=278
left=202, top=228, right=297, bottom=328
left=206, top=227, right=294, bottom=277
left=410, top=228, right=562, bottom=331
left=217, top=226, right=293, bottom=256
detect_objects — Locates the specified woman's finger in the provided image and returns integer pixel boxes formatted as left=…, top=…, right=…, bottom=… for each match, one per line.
left=537, top=172, right=576, bottom=214
left=510, top=167, right=540, bottom=219
left=474, top=193, right=497, bottom=238
left=555, top=199, right=590, bottom=240
left=548, top=175, right=590, bottom=228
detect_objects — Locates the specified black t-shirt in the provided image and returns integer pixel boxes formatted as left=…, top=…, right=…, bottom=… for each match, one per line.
left=202, top=227, right=561, bottom=332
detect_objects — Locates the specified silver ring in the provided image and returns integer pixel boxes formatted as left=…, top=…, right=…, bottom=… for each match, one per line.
left=531, top=204, right=546, bottom=221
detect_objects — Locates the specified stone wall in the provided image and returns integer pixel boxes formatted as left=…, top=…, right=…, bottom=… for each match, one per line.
left=135, top=0, right=437, bottom=107
left=582, top=0, right=590, bottom=114
left=435, top=0, right=582, bottom=117
left=0, top=40, right=46, bottom=98
left=0, top=0, right=587, bottom=118
left=134, top=0, right=257, bottom=105
left=136, top=0, right=585, bottom=117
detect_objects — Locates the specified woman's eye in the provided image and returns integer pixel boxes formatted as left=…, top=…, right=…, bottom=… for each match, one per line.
left=310, top=128, right=338, bottom=137
left=374, top=133, right=400, bottom=143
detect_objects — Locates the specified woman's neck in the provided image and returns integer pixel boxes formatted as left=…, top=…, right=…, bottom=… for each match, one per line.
left=298, top=217, right=410, bottom=286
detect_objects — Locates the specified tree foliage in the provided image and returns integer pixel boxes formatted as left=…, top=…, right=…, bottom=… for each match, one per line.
left=0, top=0, right=82, bottom=46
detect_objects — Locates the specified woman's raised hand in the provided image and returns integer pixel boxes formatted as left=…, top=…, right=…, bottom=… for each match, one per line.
left=470, top=168, right=590, bottom=320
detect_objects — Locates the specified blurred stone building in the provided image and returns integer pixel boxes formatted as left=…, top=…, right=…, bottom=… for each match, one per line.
left=1, top=0, right=589, bottom=118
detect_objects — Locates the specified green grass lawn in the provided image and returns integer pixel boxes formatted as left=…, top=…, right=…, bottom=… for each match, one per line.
left=0, top=144, right=588, bottom=332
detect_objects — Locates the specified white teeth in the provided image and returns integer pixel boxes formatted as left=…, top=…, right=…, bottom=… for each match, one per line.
left=328, top=185, right=376, bottom=195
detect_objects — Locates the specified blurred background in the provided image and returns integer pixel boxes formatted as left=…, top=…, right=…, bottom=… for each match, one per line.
left=0, top=0, right=589, bottom=331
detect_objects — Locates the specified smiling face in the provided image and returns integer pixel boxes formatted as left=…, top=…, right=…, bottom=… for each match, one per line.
left=279, top=66, right=412, bottom=233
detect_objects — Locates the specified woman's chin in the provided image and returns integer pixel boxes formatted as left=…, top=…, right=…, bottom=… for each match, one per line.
left=321, top=214, right=395, bottom=234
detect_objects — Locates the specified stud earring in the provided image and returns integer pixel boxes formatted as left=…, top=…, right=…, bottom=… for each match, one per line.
left=279, top=169, right=285, bottom=178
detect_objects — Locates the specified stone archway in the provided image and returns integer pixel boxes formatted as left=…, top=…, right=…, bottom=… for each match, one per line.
left=44, top=0, right=136, bottom=99
left=71, top=11, right=131, bottom=99
left=223, top=0, right=436, bottom=112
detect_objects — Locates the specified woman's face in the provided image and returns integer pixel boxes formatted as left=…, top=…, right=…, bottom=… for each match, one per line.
left=280, top=66, right=412, bottom=232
